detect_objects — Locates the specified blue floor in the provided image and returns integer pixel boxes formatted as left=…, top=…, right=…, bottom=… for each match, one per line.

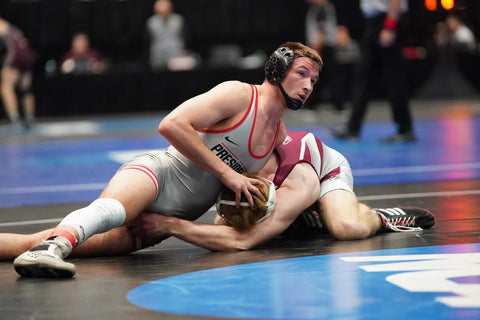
left=128, top=243, right=480, bottom=320
left=1, top=116, right=480, bottom=208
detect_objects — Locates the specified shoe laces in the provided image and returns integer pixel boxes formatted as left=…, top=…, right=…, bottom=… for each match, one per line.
left=383, top=215, right=422, bottom=232
left=376, top=208, right=423, bottom=232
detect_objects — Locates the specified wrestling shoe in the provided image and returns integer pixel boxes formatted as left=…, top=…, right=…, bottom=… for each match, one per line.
left=331, top=127, right=359, bottom=141
left=13, top=237, right=76, bottom=278
left=374, top=206, right=435, bottom=232
left=282, top=203, right=327, bottom=237
left=299, top=205, right=324, bottom=230
left=381, top=131, right=416, bottom=143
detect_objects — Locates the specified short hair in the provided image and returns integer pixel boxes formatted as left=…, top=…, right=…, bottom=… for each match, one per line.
left=216, top=173, right=276, bottom=231
left=279, top=41, right=324, bottom=71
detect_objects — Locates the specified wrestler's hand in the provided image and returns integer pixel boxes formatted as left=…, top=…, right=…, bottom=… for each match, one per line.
left=128, top=212, right=171, bottom=240
left=379, top=28, right=396, bottom=47
left=220, top=171, right=266, bottom=209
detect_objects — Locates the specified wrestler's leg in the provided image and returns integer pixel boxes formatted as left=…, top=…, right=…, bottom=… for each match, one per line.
left=19, top=71, right=35, bottom=123
left=319, top=189, right=380, bottom=240
left=49, top=168, right=158, bottom=248
left=2, top=226, right=144, bottom=261
left=13, top=169, right=158, bottom=277
left=0, top=229, right=52, bottom=261
left=0, top=65, right=20, bottom=122
left=70, top=226, right=138, bottom=258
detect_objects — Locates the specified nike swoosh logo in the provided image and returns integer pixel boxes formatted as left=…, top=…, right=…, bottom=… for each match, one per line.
left=225, top=136, right=239, bottom=146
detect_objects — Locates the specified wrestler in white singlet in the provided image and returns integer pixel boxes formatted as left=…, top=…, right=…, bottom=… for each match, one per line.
left=121, top=84, right=280, bottom=220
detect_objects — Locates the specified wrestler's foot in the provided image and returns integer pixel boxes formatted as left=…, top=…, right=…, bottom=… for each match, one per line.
left=281, top=203, right=326, bottom=237
left=13, top=237, right=76, bottom=278
left=331, top=127, right=359, bottom=141
left=375, top=206, right=435, bottom=232
left=381, top=130, right=416, bottom=143
left=299, top=204, right=324, bottom=230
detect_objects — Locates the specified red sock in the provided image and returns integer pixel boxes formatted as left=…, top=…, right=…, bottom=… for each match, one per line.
left=374, top=210, right=387, bottom=228
left=47, top=230, right=77, bottom=248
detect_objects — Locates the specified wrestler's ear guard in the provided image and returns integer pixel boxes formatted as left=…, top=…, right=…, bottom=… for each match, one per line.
left=265, top=47, right=295, bottom=84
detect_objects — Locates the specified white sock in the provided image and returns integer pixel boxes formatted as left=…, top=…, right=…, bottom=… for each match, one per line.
left=59, top=198, right=127, bottom=245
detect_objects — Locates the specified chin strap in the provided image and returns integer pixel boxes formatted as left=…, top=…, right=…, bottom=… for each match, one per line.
left=278, top=84, right=304, bottom=110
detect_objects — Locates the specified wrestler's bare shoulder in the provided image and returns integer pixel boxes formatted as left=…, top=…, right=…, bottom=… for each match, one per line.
left=209, top=81, right=253, bottom=98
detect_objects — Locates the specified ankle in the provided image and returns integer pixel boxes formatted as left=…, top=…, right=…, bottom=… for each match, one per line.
left=373, top=209, right=386, bottom=229
left=47, top=229, right=78, bottom=249
left=7, top=111, right=20, bottom=123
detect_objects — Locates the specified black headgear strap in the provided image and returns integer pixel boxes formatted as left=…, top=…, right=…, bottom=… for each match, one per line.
left=278, top=83, right=304, bottom=111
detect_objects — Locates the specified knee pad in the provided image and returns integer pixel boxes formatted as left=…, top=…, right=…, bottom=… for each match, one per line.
left=59, top=198, right=127, bottom=244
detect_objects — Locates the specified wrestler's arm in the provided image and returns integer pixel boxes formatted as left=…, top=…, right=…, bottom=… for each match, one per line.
left=158, top=80, right=265, bottom=207
left=379, top=0, right=403, bottom=47
left=130, top=163, right=320, bottom=252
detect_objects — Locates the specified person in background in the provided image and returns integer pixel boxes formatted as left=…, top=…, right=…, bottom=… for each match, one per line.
left=60, top=32, right=105, bottom=75
left=331, top=25, right=361, bottom=114
left=436, top=13, right=477, bottom=52
left=305, top=0, right=337, bottom=55
left=146, top=0, right=195, bottom=71
left=332, top=0, right=415, bottom=143
left=0, top=17, right=35, bottom=130
left=304, top=0, right=338, bottom=110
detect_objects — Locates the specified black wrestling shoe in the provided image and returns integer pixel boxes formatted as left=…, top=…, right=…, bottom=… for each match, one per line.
left=282, top=203, right=327, bottom=237
left=381, top=131, right=416, bottom=143
left=299, top=205, right=324, bottom=230
left=374, top=206, right=435, bottom=232
left=331, top=127, right=359, bottom=141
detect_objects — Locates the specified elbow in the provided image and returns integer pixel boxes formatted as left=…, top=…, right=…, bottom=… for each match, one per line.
left=158, top=117, right=171, bottom=137
left=213, top=246, right=245, bottom=253
left=158, top=114, right=189, bottom=141
left=232, top=242, right=253, bottom=252
left=230, top=232, right=258, bottom=251
left=216, top=238, right=254, bottom=252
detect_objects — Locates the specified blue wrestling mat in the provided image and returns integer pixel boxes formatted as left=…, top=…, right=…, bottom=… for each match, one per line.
left=127, top=243, right=480, bottom=320
left=0, top=116, right=480, bottom=208
left=304, top=116, right=480, bottom=186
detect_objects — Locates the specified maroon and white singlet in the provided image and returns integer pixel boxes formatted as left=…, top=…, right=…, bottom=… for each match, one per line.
left=274, top=130, right=354, bottom=199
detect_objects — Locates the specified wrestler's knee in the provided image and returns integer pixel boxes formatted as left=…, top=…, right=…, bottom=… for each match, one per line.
left=328, top=220, right=371, bottom=240
left=327, top=204, right=374, bottom=240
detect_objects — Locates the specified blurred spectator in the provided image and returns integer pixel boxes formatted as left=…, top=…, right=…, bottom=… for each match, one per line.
left=60, top=32, right=105, bottom=75
left=331, top=25, right=361, bottom=113
left=304, top=0, right=360, bottom=113
left=305, top=0, right=337, bottom=54
left=436, top=13, right=477, bottom=52
left=146, top=0, right=196, bottom=71
left=304, top=0, right=338, bottom=109
left=333, top=0, right=415, bottom=143
left=0, top=17, right=36, bottom=129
